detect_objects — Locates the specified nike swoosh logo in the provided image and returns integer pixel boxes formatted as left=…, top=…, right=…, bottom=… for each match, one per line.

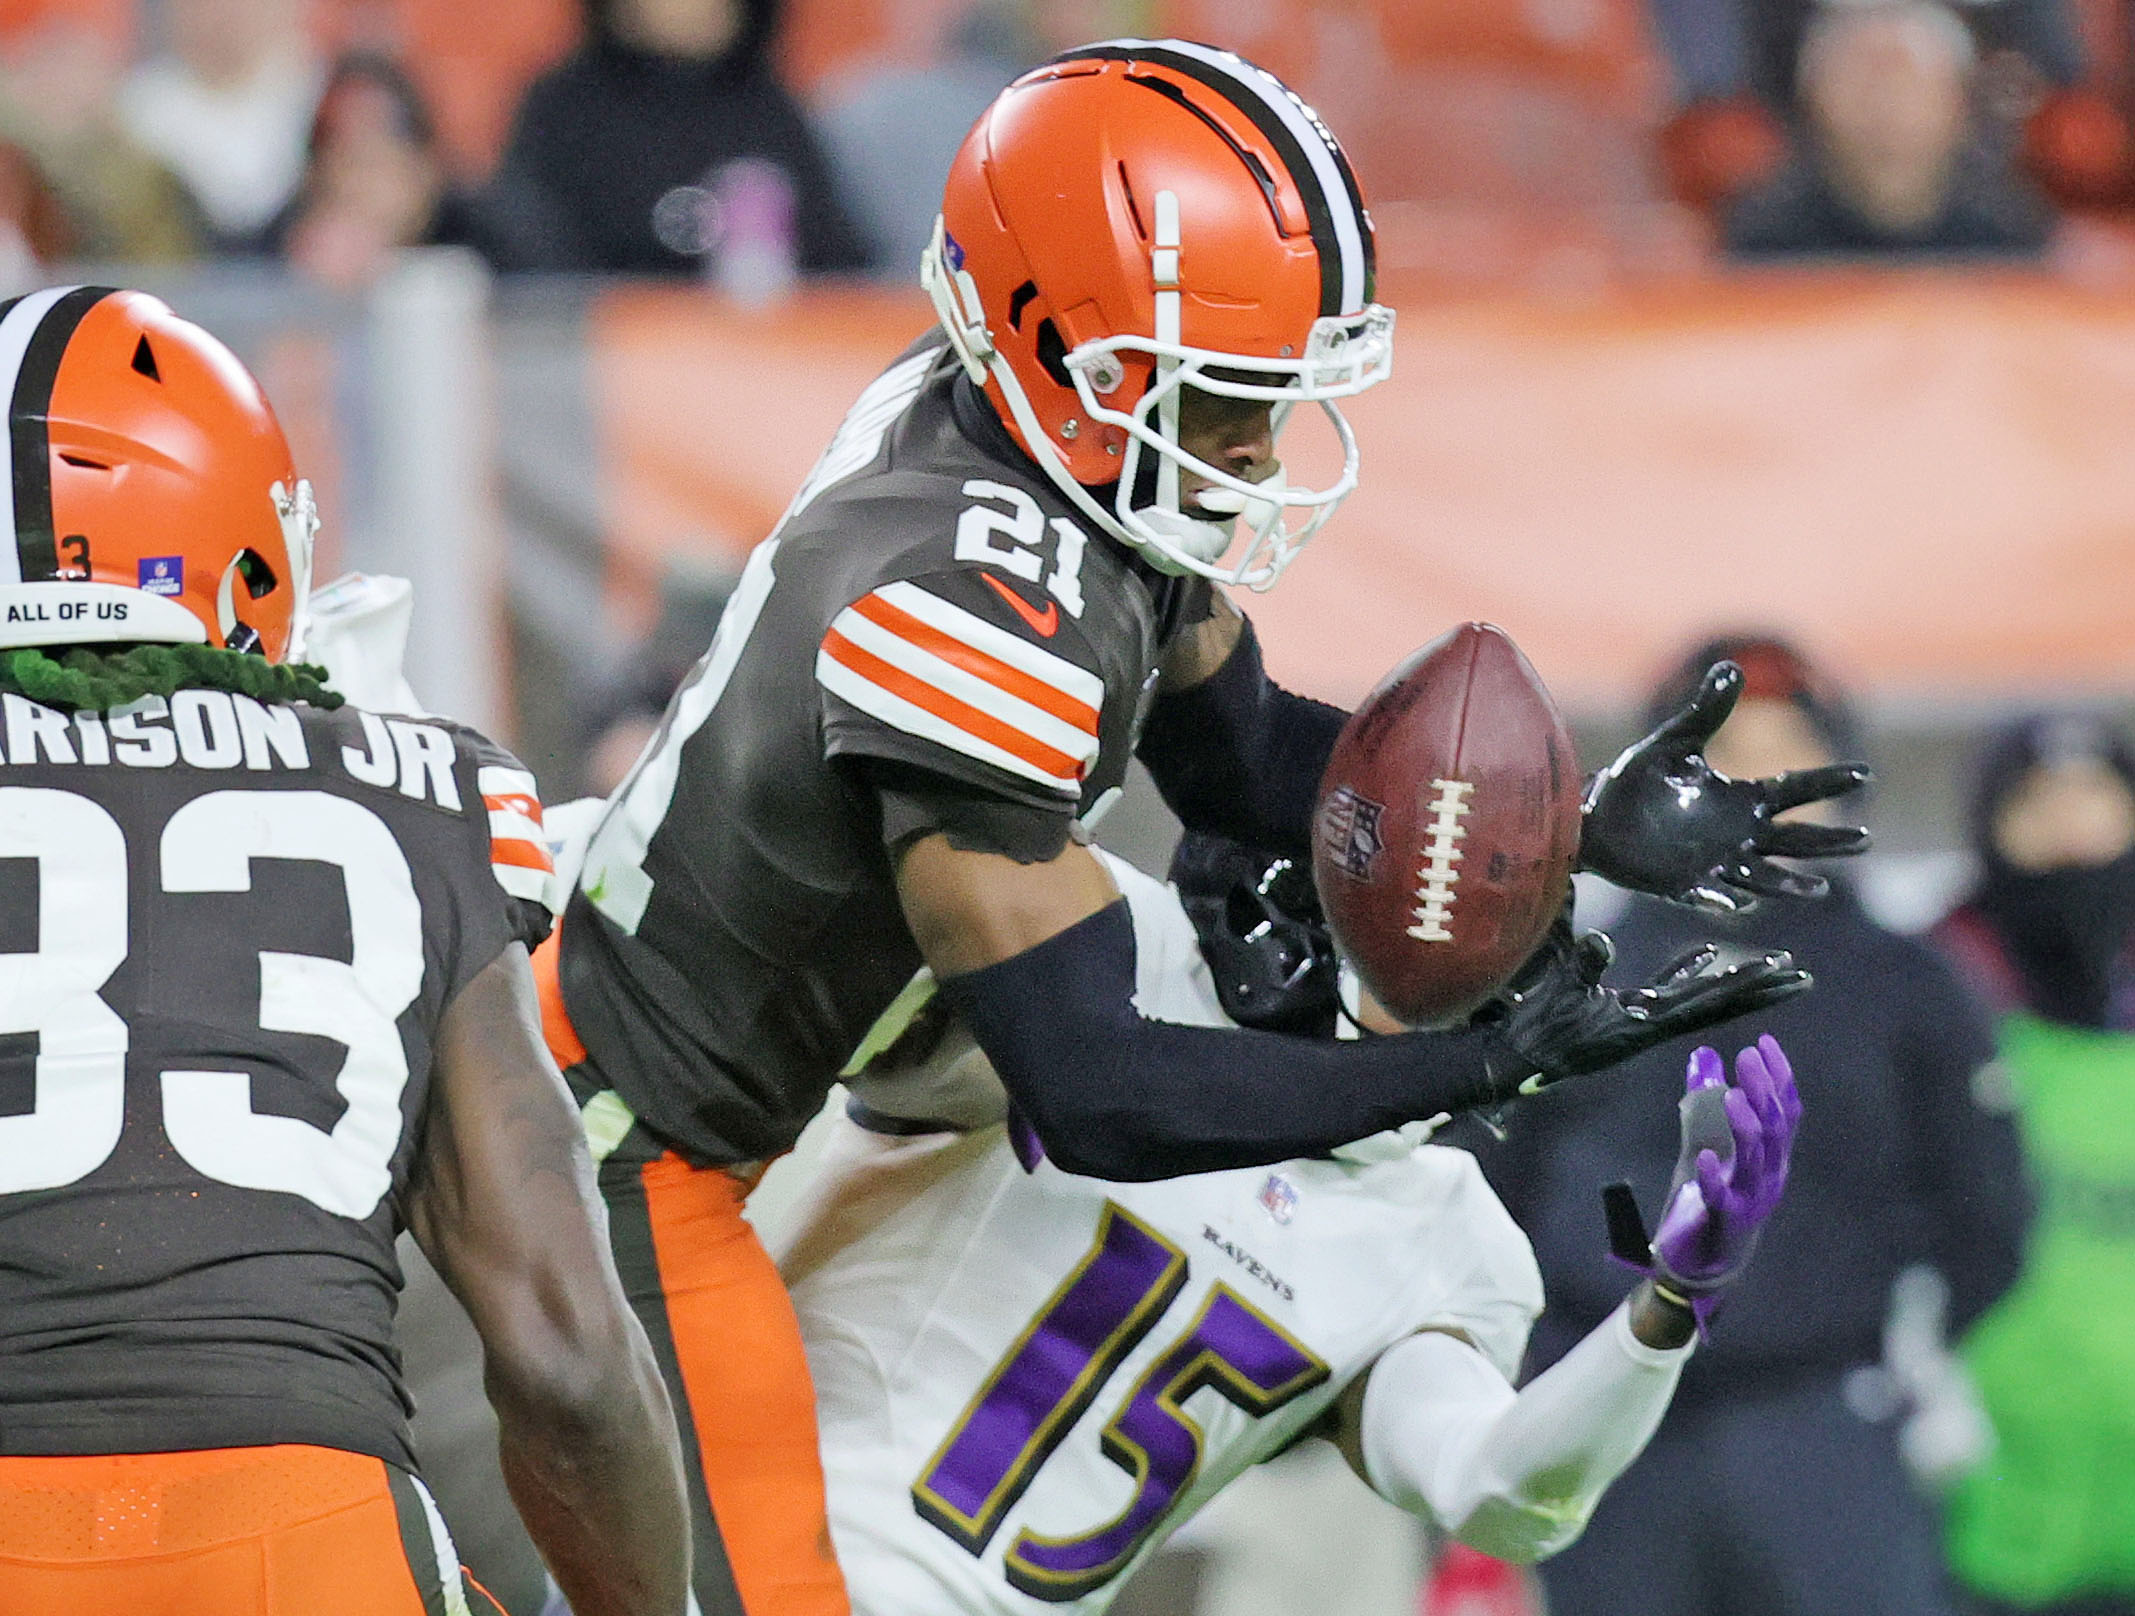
left=981, top=572, right=1060, bottom=637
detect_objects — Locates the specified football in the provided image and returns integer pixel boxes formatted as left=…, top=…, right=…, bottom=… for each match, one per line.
left=1312, top=622, right=1583, bottom=1026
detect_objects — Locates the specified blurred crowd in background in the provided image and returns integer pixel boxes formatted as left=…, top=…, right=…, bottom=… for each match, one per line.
left=9, top=1, right=2134, bottom=1614
left=18, top=0, right=2135, bottom=288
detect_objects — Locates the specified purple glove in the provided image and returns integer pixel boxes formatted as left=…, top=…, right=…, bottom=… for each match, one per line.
left=1625, top=1034, right=1802, bottom=1332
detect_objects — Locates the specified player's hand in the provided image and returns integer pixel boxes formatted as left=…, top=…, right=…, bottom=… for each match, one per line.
left=1648, top=1036, right=1800, bottom=1296
left=1606, top=1036, right=1801, bottom=1335
left=1476, top=914, right=1811, bottom=1099
left=1578, top=661, right=1872, bottom=912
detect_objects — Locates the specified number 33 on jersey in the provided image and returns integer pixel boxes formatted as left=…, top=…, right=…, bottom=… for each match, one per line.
left=0, top=690, right=552, bottom=1468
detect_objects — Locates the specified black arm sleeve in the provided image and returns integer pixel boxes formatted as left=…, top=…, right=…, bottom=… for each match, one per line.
left=939, top=900, right=1504, bottom=1181
left=1134, top=616, right=1348, bottom=859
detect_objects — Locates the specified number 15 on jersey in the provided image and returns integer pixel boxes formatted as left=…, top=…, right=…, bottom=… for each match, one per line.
left=913, top=1203, right=1328, bottom=1602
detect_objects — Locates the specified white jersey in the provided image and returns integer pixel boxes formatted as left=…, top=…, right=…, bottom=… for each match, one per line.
left=771, top=857, right=1545, bottom=1615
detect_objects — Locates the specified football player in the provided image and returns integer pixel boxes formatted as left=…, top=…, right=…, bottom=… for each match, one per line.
left=0, top=289, right=688, bottom=1616
left=537, top=41, right=1865, bottom=1615
left=769, top=840, right=1800, bottom=1613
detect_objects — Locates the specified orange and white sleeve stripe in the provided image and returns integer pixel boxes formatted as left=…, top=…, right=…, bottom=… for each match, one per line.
left=816, top=580, right=1103, bottom=797
left=479, top=764, right=553, bottom=903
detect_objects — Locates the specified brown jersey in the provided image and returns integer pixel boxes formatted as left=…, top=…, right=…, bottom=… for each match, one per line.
left=0, top=692, right=551, bottom=1466
left=560, top=336, right=1204, bottom=1165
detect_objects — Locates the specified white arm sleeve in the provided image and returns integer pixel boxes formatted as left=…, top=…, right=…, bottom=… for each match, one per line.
left=1358, top=1300, right=1692, bottom=1564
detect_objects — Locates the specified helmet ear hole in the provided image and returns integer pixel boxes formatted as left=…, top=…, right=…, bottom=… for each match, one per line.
left=1034, top=319, right=1073, bottom=389
left=130, top=336, right=160, bottom=382
left=235, top=549, right=277, bottom=599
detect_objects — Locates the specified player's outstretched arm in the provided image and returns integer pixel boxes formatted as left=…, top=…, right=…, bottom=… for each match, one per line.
left=1580, top=660, right=1873, bottom=911
left=1327, top=1040, right=1800, bottom=1563
left=410, top=945, right=691, bottom=1616
left=904, top=839, right=1801, bottom=1180
left=1136, top=593, right=1349, bottom=859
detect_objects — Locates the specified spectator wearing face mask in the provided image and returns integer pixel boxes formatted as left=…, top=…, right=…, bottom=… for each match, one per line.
left=1472, top=633, right=2031, bottom=1616
left=1933, top=714, right=2135, bottom=1616
left=484, top=0, right=870, bottom=282
left=1726, top=0, right=2055, bottom=258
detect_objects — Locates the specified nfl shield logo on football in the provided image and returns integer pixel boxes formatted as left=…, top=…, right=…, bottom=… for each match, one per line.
left=138, top=556, right=183, bottom=596
left=1320, top=785, right=1385, bottom=880
left=1257, top=1173, right=1299, bottom=1226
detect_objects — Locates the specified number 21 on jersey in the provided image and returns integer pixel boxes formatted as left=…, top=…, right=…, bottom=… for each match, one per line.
left=954, top=480, right=1087, bottom=620
left=913, top=1203, right=1329, bottom=1602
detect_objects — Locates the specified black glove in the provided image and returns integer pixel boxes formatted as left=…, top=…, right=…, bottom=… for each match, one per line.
left=1473, top=912, right=1812, bottom=1102
left=1580, top=661, right=1872, bottom=913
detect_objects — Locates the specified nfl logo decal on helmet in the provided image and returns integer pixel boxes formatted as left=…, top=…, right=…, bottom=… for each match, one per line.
left=921, top=39, right=1395, bottom=590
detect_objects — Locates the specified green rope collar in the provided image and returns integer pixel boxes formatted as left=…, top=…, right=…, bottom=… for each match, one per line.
left=0, top=643, right=343, bottom=713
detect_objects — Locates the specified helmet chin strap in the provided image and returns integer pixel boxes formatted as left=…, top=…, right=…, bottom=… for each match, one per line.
left=1131, top=466, right=1290, bottom=568
left=215, top=552, right=242, bottom=645
left=274, top=479, right=319, bottom=661
left=1195, top=467, right=1287, bottom=527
